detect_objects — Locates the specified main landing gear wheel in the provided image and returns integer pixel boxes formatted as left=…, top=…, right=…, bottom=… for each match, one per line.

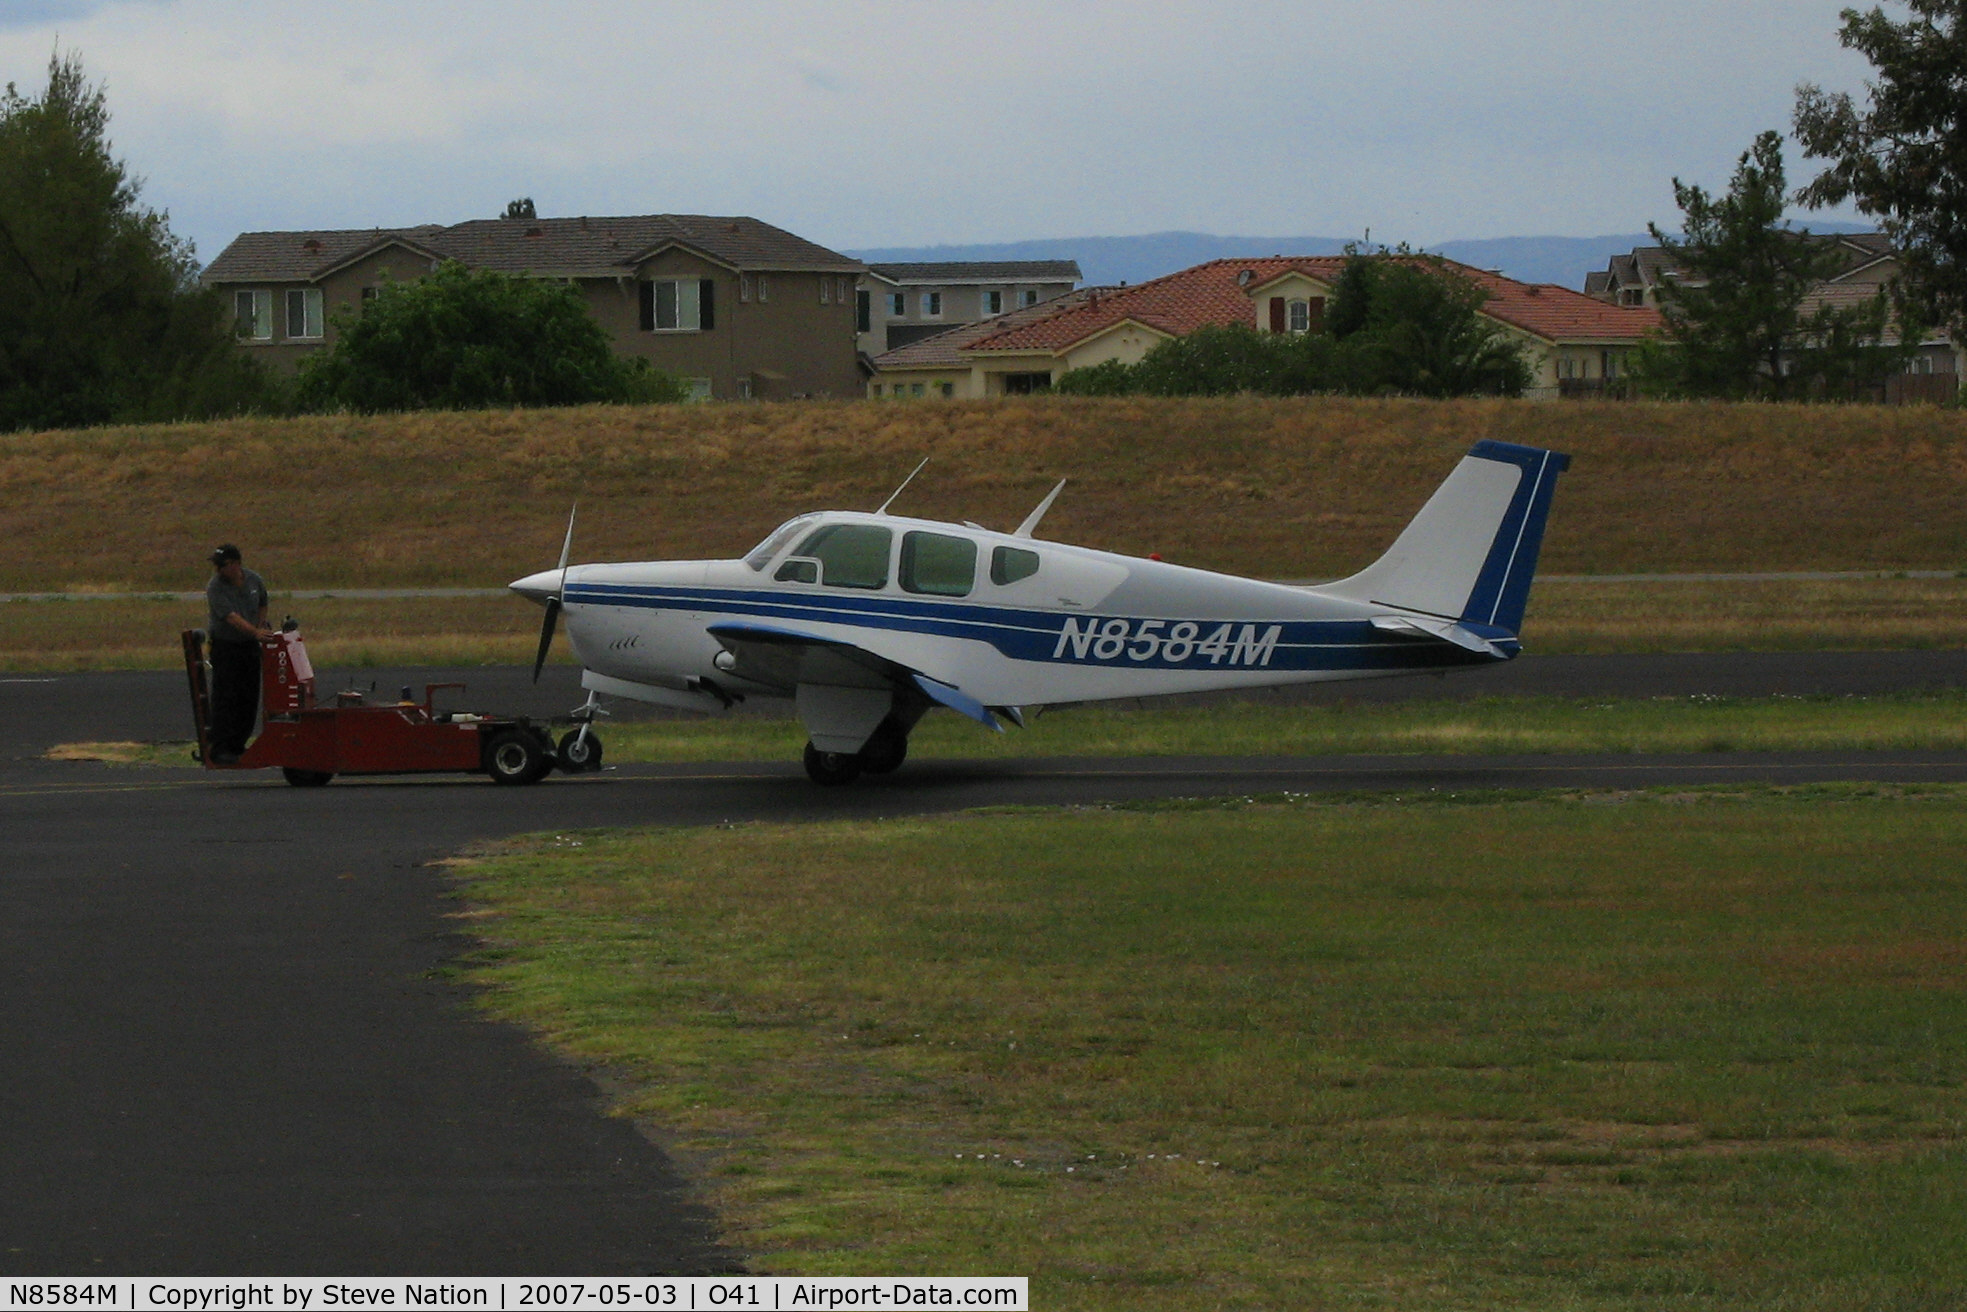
left=556, top=728, right=604, bottom=772
left=803, top=742, right=863, bottom=786
left=281, top=767, right=334, bottom=787
left=857, top=726, right=909, bottom=775
left=485, top=728, right=553, bottom=785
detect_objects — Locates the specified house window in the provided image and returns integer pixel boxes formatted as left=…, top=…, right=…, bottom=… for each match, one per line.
left=856, top=290, right=871, bottom=334
left=921, top=291, right=942, bottom=318
left=757, top=275, right=770, bottom=303
left=939, top=381, right=955, bottom=397
left=1287, top=299, right=1310, bottom=333
left=910, top=382, right=925, bottom=397
left=360, top=286, right=381, bottom=308
left=234, top=290, right=271, bottom=341
left=837, top=277, right=852, bottom=303
left=887, top=291, right=906, bottom=317
left=682, top=377, right=714, bottom=402
left=1020, top=289, right=1039, bottom=308
left=640, top=278, right=716, bottom=332
left=741, top=273, right=753, bottom=303
left=285, top=288, right=324, bottom=340
left=981, top=290, right=1003, bottom=316
left=820, top=279, right=831, bottom=304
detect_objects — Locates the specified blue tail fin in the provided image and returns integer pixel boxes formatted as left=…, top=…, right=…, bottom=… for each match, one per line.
left=1322, top=440, right=1570, bottom=635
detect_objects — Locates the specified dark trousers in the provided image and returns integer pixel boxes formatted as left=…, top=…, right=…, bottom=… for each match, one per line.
left=209, top=639, right=261, bottom=755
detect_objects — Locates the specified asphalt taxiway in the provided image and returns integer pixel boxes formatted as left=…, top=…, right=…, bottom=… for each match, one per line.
left=3, top=651, right=1965, bottom=1275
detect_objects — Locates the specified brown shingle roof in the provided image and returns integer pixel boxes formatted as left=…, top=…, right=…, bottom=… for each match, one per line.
left=961, top=256, right=1662, bottom=355
left=865, top=260, right=1082, bottom=284
left=201, top=214, right=862, bottom=284
left=199, top=226, right=447, bottom=283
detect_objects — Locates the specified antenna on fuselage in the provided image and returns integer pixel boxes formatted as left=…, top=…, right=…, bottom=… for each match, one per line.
left=1013, top=478, right=1068, bottom=539
left=875, top=457, right=930, bottom=515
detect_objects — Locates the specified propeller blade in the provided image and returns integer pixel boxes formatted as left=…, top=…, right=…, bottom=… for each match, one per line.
left=531, top=596, right=562, bottom=683
left=556, top=502, right=578, bottom=574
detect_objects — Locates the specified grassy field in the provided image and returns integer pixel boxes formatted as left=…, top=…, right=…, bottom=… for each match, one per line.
left=7, top=575, right=1967, bottom=672
left=50, top=690, right=1967, bottom=768
left=6, top=396, right=1967, bottom=594
left=454, top=786, right=1967, bottom=1309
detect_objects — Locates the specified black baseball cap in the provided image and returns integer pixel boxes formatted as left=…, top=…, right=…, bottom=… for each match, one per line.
left=209, top=543, right=242, bottom=565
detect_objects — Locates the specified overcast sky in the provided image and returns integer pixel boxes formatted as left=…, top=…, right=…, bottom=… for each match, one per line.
left=3, top=0, right=1881, bottom=267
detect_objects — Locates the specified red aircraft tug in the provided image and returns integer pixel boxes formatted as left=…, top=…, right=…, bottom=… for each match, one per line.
left=181, top=626, right=598, bottom=787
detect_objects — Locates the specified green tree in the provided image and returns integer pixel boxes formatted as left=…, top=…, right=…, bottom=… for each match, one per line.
left=0, top=50, right=267, bottom=431
left=1636, top=130, right=1910, bottom=399
left=295, top=262, right=686, bottom=413
left=1055, top=251, right=1526, bottom=399
left=502, top=197, right=537, bottom=221
left=1324, top=249, right=1530, bottom=397
left=1795, top=2, right=1967, bottom=337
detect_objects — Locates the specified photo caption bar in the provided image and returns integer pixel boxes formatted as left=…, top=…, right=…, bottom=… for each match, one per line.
left=2, top=1280, right=1028, bottom=1312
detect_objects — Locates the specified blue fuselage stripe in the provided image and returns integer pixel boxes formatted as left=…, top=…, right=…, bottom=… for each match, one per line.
left=567, top=582, right=1506, bottom=673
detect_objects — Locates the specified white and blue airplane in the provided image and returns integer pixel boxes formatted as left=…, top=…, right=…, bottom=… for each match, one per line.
left=512, top=440, right=1570, bottom=784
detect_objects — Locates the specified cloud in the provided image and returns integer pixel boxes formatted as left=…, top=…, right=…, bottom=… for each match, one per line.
left=0, top=0, right=1882, bottom=265
left=0, top=0, right=170, bottom=33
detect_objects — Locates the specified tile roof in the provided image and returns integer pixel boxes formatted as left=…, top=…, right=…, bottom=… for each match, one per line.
left=202, top=214, right=862, bottom=284
left=961, top=256, right=1660, bottom=355
left=865, top=260, right=1083, bottom=285
left=871, top=289, right=1103, bottom=369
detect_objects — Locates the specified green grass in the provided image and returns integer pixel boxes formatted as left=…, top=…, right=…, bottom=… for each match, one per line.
left=52, top=689, right=1967, bottom=769
left=56, top=690, right=1967, bottom=769
left=454, top=785, right=1967, bottom=1308
left=598, top=690, right=1967, bottom=762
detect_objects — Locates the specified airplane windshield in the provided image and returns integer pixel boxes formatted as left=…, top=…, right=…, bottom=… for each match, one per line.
left=744, top=515, right=821, bottom=571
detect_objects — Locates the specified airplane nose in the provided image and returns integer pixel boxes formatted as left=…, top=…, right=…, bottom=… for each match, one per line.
left=508, top=569, right=560, bottom=604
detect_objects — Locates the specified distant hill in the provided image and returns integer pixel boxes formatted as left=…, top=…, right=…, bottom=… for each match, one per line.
left=847, top=222, right=1881, bottom=293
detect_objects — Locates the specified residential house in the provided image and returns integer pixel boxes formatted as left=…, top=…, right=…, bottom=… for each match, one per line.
left=868, top=256, right=1661, bottom=400
left=1584, top=232, right=1960, bottom=385
left=854, top=261, right=1081, bottom=358
left=201, top=214, right=868, bottom=400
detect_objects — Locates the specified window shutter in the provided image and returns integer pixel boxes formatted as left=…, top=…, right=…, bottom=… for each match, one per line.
left=699, top=279, right=715, bottom=330
left=639, top=281, right=655, bottom=332
left=1306, top=297, right=1325, bottom=334
left=1268, top=297, right=1286, bottom=333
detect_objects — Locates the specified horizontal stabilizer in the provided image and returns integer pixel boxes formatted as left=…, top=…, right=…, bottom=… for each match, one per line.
left=1370, top=614, right=1512, bottom=659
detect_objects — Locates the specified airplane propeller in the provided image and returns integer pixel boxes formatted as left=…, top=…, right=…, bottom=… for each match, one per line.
left=531, top=503, right=578, bottom=683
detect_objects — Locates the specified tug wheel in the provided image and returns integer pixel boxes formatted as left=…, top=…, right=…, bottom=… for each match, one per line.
left=803, top=742, right=862, bottom=786
left=485, top=728, right=552, bottom=785
left=281, top=767, right=334, bottom=788
left=556, top=729, right=604, bottom=772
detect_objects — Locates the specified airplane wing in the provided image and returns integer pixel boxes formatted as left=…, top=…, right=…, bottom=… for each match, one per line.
left=706, top=621, right=1004, bottom=731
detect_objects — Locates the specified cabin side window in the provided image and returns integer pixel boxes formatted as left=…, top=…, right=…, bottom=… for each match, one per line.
left=899, top=531, right=976, bottom=597
left=990, top=546, right=1041, bottom=586
left=794, top=524, right=892, bottom=589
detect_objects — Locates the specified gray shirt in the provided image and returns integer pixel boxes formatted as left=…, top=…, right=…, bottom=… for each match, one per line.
left=206, top=568, right=269, bottom=644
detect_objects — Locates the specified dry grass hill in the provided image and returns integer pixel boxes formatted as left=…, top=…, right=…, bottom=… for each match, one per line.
left=3, top=396, right=1966, bottom=594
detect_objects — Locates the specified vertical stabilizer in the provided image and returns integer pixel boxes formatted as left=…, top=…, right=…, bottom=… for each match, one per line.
left=1320, top=441, right=1569, bottom=634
